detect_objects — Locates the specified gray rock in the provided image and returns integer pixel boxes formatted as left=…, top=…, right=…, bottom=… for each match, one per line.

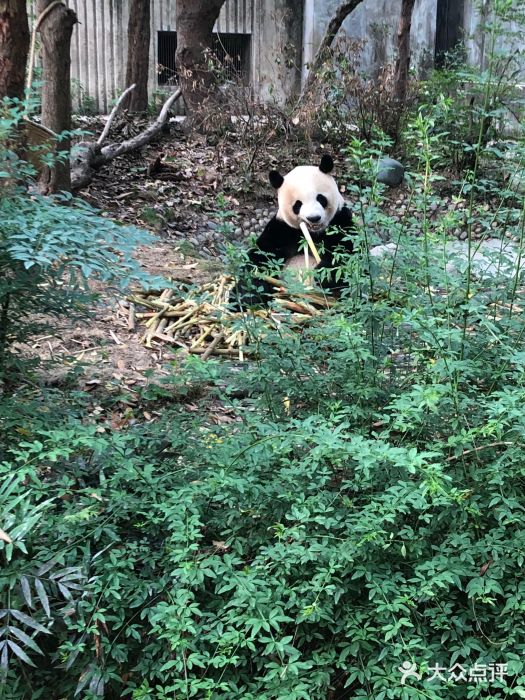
left=370, top=242, right=398, bottom=258
left=370, top=238, right=522, bottom=281
left=207, top=221, right=218, bottom=231
left=234, top=227, right=243, bottom=237
left=377, top=158, right=404, bottom=187
left=445, top=238, right=520, bottom=278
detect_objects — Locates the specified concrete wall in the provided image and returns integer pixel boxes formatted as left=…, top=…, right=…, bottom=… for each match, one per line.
left=253, top=0, right=303, bottom=104
left=63, top=0, right=303, bottom=113
left=31, top=0, right=525, bottom=114
left=463, top=0, right=525, bottom=79
left=303, top=0, right=437, bottom=79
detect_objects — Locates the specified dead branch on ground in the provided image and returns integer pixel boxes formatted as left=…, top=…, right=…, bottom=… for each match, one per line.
left=71, top=87, right=182, bottom=190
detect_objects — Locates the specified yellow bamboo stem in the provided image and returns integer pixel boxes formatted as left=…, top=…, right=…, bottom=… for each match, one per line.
left=299, top=222, right=321, bottom=263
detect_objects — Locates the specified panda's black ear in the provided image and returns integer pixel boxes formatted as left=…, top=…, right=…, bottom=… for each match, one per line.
left=319, top=154, right=334, bottom=174
left=269, top=170, right=284, bottom=189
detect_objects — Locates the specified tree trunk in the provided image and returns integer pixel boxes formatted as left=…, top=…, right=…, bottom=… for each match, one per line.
left=0, top=0, right=29, bottom=100
left=175, top=0, right=225, bottom=113
left=124, top=0, right=150, bottom=112
left=37, top=0, right=77, bottom=193
left=300, top=0, right=364, bottom=103
left=393, top=0, right=416, bottom=104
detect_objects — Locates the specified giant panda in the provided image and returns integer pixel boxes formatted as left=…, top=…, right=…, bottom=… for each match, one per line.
left=234, top=154, right=355, bottom=307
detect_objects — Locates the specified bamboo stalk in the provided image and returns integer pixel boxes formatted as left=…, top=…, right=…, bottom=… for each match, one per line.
left=131, top=271, right=333, bottom=355
left=201, top=333, right=226, bottom=360
left=275, top=299, right=316, bottom=314
left=189, top=346, right=238, bottom=357
left=299, top=222, right=321, bottom=263
left=190, top=326, right=214, bottom=350
left=257, top=274, right=286, bottom=289
left=165, top=306, right=202, bottom=333
left=170, top=318, right=206, bottom=334
left=225, top=329, right=241, bottom=346
left=238, top=330, right=245, bottom=362
left=128, top=303, right=136, bottom=330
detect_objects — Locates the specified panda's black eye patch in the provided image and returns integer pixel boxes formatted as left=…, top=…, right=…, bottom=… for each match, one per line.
left=316, top=194, right=328, bottom=208
left=292, top=200, right=302, bottom=215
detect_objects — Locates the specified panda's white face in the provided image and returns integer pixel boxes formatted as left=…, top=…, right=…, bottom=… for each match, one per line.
left=272, top=162, right=344, bottom=233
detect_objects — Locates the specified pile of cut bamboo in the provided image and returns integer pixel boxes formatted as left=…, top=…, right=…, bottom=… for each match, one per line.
left=126, top=274, right=334, bottom=360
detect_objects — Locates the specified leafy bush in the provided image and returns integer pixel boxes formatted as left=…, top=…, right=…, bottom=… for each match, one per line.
left=418, top=1, right=525, bottom=176
left=298, top=37, right=419, bottom=147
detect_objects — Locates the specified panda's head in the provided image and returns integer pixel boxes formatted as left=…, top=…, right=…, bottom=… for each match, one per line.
left=269, top=154, right=344, bottom=233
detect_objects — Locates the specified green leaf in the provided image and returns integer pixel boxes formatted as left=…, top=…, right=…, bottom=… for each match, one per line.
left=9, top=610, right=50, bottom=634
left=7, top=639, right=36, bottom=667
left=34, top=579, right=51, bottom=618
left=19, top=576, right=32, bottom=609
left=8, top=626, right=44, bottom=656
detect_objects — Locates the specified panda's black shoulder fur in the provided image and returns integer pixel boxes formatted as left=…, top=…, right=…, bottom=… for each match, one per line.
left=249, top=204, right=354, bottom=266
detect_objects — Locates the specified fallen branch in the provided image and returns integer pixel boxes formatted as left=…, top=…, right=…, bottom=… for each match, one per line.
left=71, top=88, right=182, bottom=190
left=97, top=83, right=136, bottom=146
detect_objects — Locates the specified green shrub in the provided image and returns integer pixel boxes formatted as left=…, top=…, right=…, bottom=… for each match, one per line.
left=417, top=1, right=525, bottom=176
left=2, top=115, right=525, bottom=697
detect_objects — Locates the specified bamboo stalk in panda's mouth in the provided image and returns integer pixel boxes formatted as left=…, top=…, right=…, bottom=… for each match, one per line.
left=299, top=222, right=321, bottom=264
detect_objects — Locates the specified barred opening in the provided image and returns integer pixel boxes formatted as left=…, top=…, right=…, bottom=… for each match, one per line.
left=212, top=33, right=251, bottom=84
left=157, top=32, right=251, bottom=86
left=157, top=31, right=178, bottom=86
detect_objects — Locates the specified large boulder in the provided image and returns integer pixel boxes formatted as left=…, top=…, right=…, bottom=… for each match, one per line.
left=377, top=158, right=404, bottom=187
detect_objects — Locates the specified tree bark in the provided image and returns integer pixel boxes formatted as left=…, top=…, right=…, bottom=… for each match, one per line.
left=0, top=0, right=29, bottom=100
left=393, top=0, right=416, bottom=104
left=175, top=0, right=226, bottom=113
left=124, top=0, right=150, bottom=112
left=300, top=0, right=364, bottom=102
left=37, top=0, right=77, bottom=193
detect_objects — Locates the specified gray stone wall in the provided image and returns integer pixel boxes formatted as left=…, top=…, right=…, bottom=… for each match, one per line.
left=304, top=0, right=437, bottom=79
left=253, top=0, right=304, bottom=104
left=31, top=0, right=524, bottom=114
left=463, top=0, right=525, bottom=78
